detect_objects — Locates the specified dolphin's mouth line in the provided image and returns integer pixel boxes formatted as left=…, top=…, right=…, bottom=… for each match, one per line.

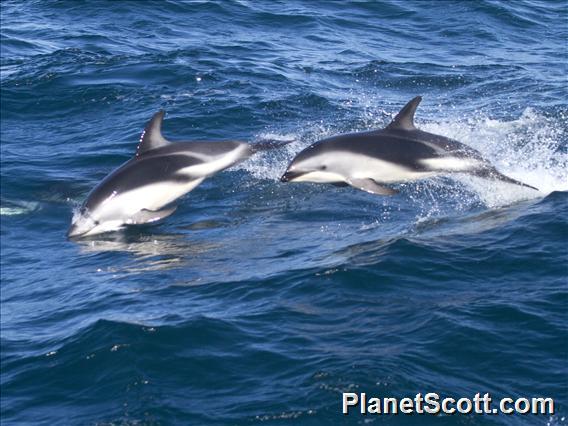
left=280, top=170, right=305, bottom=182
left=67, top=225, right=89, bottom=239
left=67, top=224, right=125, bottom=239
left=67, top=208, right=97, bottom=238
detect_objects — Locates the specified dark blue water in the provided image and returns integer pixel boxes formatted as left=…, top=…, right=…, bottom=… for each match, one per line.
left=1, top=1, right=567, bottom=424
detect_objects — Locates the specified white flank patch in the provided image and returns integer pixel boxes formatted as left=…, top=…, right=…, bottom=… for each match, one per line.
left=338, top=152, right=434, bottom=183
left=179, top=144, right=250, bottom=177
left=292, top=171, right=346, bottom=183
left=103, top=179, right=205, bottom=216
left=419, top=157, right=481, bottom=172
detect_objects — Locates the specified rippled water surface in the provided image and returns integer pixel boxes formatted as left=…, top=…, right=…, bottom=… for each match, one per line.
left=1, top=1, right=567, bottom=425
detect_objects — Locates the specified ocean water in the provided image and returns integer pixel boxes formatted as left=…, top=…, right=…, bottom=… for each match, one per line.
left=1, top=0, right=567, bottom=424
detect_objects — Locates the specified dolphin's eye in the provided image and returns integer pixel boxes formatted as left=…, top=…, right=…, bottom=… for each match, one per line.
left=94, top=220, right=100, bottom=225
left=320, top=165, right=327, bottom=170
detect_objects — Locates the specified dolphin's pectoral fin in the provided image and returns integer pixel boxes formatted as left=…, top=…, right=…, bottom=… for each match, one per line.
left=347, top=178, right=398, bottom=196
left=129, top=206, right=178, bottom=225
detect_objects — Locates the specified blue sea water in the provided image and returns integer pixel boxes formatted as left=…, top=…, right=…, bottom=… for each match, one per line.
left=1, top=0, right=567, bottom=424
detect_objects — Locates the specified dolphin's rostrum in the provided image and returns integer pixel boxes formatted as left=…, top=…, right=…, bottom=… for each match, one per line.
left=281, top=96, right=538, bottom=195
left=68, top=111, right=281, bottom=238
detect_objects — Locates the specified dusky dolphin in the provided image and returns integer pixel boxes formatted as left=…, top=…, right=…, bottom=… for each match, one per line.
left=281, top=96, right=537, bottom=195
left=68, top=111, right=286, bottom=238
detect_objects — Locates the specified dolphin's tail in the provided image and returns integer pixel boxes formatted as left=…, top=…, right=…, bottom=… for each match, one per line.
left=473, top=167, right=539, bottom=191
left=250, top=138, right=295, bottom=153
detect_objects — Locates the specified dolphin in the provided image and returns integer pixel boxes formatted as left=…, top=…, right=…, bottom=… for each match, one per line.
left=281, top=96, right=538, bottom=195
left=68, top=111, right=283, bottom=238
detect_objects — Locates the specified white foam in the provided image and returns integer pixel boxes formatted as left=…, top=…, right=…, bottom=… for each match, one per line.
left=241, top=106, right=566, bottom=210
left=237, top=132, right=304, bottom=181
left=420, top=107, right=567, bottom=206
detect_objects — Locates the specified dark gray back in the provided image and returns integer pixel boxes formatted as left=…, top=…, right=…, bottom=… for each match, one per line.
left=297, top=128, right=486, bottom=170
left=84, top=154, right=203, bottom=211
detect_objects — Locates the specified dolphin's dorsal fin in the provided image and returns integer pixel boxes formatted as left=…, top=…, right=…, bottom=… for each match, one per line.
left=386, top=96, right=422, bottom=131
left=136, top=110, right=170, bottom=156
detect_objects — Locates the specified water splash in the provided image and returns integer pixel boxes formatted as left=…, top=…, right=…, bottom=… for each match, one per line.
left=241, top=106, right=567, bottom=211
left=421, top=107, right=567, bottom=206
left=239, top=132, right=303, bottom=181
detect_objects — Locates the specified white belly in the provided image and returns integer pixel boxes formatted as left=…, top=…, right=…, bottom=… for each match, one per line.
left=100, top=178, right=205, bottom=218
left=337, top=153, right=436, bottom=183
left=355, top=158, right=435, bottom=183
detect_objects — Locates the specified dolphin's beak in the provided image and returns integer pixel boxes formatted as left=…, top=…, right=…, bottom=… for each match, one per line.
left=280, top=170, right=304, bottom=182
left=67, top=224, right=79, bottom=238
left=67, top=223, right=85, bottom=239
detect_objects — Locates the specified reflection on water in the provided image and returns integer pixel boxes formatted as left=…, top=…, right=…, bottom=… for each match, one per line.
left=74, top=231, right=222, bottom=274
left=70, top=191, right=552, bottom=281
